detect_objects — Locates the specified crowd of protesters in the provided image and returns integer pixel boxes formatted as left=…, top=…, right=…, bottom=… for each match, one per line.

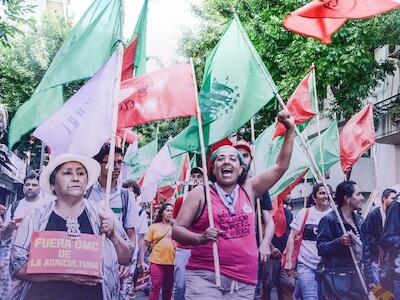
left=0, top=111, right=399, bottom=300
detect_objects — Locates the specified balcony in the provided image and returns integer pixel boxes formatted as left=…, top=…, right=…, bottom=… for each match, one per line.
left=374, top=93, right=400, bottom=145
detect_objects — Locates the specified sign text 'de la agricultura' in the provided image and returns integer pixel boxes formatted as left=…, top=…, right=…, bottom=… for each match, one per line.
left=27, top=231, right=103, bottom=277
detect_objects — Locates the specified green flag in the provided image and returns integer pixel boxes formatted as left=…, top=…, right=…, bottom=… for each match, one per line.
left=307, top=120, right=340, bottom=177
left=168, top=16, right=277, bottom=157
left=122, top=0, right=148, bottom=79
left=255, top=123, right=311, bottom=199
left=190, top=153, right=197, bottom=168
left=124, top=139, right=157, bottom=180
left=9, top=0, right=122, bottom=148
left=132, top=0, right=147, bottom=76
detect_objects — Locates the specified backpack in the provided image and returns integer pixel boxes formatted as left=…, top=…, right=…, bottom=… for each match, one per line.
left=9, top=200, right=20, bottom=220
left=85, top=187, right=130, bottom=229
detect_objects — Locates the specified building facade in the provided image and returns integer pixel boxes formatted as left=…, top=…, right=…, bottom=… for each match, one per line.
left=291, top=44, right=400, bottom=210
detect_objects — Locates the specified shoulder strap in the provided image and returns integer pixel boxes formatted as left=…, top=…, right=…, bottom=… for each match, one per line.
left=151, top=224, right=172, bottom=250
left=10, top=200, right=20, bottom=220
left=84, top=186, right=93, bottom=199
left=299, top=208, right=310, bottom=235
left=121, top=188, right=129, bottom=228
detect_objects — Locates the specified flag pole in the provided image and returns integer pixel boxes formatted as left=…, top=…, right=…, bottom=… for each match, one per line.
left=39, top=142, right=45, bottom=170
left=311, top=63, right=325, bottom=179
left=104, top=43, right=124, bottom=209
left=122, top=129, right=128, bottom=153
left=103, top=0, right=125, bottom=210
left=234, top=13, right=370, bottom=297
left=190, top=58, right=221, bottom=287
left=250, top=117, right=263, bottom=244
left=182, top=154, right=191, bottom=201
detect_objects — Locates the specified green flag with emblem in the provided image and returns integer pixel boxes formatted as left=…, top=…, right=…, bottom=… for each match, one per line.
left=9, top=0, right=122, bottom=148
left=168, top=16, right=277, bottom=157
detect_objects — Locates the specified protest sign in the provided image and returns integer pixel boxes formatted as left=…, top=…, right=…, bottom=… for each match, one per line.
left=27, top=231, right=103, bottom=277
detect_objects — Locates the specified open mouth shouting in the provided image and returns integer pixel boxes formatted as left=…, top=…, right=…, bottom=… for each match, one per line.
left=220, top=165, right=234, bottom=178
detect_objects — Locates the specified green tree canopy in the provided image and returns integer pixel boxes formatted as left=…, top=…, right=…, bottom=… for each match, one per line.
left=0, top=14, right=71, bottom=169
left=0, top=0, right=36, bottom=47
left=179, top=0, right=400, bottom=129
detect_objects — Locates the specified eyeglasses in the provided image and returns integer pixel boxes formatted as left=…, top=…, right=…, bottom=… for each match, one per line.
left=101, top=160, right=124, bottom=167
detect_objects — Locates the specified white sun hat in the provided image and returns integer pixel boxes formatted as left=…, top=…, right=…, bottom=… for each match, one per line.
left=39, top=153, right=100, bottom=194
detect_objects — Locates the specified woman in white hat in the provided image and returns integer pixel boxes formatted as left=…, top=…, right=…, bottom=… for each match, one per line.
left=10, top=154, right=133, bottom=300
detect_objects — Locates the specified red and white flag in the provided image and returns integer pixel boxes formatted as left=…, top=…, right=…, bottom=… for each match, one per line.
left=118, top=63, right=198, bottom=129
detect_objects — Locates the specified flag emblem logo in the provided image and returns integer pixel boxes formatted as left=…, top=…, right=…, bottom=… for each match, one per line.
left=200, top=76, right=240, bottom=123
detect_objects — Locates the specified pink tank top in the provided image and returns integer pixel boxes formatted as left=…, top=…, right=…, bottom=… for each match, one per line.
left=186, top=185, right=258, bottom=284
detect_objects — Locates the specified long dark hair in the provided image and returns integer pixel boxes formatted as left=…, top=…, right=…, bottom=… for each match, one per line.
left=335, top=180, right=357, bottom=207
left=307, top=183, right=332, bottom=207
left=154, top=203, right=173, bottom=223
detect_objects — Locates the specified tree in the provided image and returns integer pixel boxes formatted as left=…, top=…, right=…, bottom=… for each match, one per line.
left=179, top=0, right=400, bottom=129
left=0, top=0, right=36, bottom=47
left=0, top=14, right=71, bottom=169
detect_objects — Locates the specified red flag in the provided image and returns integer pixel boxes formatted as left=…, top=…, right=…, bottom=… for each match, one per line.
left=121, top=38, right=138, bottom=81
left=116, top=128, right=139, bottom=145
left=298, top=0, right=400, bottom=19
left=283, top=0, right=399, bottom=44
left=273, top=69, right=317, bottom=138
left=176, top=154, right=190, bottom=193
left=340, top=103, right=375, bottom=173
left=117, top=64, right=198, bottom=129
left=283, top=15, right=346, bottom=44
left=273, top=169, right=309, bottom=237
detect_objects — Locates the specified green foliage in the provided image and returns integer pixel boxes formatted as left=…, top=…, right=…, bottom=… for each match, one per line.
left=0, top=0, right=36, bottom=47
left=135, top=118, right=190, bottom=150
left=0, top=14, right=71, bottom=168
left=179, top=0, right=400, bottom=130
left=0, top=15, right=71, bottom=116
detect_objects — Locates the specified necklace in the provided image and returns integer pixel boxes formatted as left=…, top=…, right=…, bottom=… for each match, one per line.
left=66, top=217, right=81, bottom=240
left=54, top=202, right=84, bottom=240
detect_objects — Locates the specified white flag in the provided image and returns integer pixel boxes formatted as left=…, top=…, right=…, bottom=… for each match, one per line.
left=33, top=51, right=119, bottom=157
left=140, top=142, right=177, bottom=203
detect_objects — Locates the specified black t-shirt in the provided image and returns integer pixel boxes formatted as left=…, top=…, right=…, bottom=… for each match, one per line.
left=261, top=191, right=273, bottom=211
left=272, top=207, right=293, bottom=253
left=25, top=210, right=103, bottom=300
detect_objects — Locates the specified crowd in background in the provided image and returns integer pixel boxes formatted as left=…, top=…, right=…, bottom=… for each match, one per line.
left=0, top=118, right=399, bottom=300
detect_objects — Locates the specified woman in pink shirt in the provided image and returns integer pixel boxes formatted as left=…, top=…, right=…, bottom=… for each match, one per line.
left=172, top=111, right=295, bottom=300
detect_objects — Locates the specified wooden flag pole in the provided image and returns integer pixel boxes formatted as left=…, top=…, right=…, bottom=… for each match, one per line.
left=311, top=63, right=326, bottom=179
left=190, top=58, right=221, bottom=287
left=182, top=154, right=191, bottom=201
left=250, top=117, right=263, bottom=244
left=104, top=43, right=124, bottom=209
left=39, top=142, right=46, bottom=170
left=234, top=13, right=370, bottom=297
left=103, top=0, right=125, bottom=210
left=122, top=129, right=128, bottom=153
